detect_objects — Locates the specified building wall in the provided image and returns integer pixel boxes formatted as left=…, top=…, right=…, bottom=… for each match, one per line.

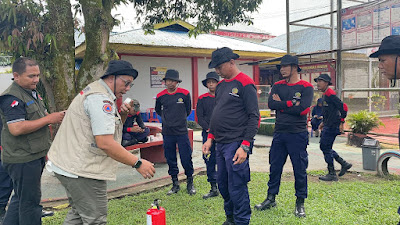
left=121, top=55, right=192, bottom=111
left=121, top=55, right=256, bottom=111
left=196, top=58, right=255, bottom=97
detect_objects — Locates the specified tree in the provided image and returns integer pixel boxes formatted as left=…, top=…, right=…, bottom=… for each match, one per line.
left=0, top=0, right=262, bottom=112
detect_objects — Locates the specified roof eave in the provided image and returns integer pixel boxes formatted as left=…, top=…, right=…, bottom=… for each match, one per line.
left=75, top=43, right=285, bottom=60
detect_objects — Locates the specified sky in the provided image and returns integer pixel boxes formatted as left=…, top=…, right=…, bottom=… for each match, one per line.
left=74, top=0, right=362, bottom=37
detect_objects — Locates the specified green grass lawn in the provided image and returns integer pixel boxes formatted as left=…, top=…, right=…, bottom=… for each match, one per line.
left=43, top=171, right=400, bottom=225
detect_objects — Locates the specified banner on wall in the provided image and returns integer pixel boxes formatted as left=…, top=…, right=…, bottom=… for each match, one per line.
left=299, top=62, right=336, bottom=87
left=150, top=67, right=167, bottom=88
left=341, top=0, right=400, bottom=49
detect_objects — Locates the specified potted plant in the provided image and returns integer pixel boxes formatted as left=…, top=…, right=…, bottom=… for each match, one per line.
left=346, top=110, right=383, bottom=147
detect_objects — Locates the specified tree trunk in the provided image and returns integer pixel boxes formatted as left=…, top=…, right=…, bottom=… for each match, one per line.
left=76, top=0, right=115, bottom=92
left=45, top=0, right=75, bottom=112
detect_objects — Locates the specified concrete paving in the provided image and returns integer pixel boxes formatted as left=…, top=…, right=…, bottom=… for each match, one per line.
left=40, top=130, right=400, bottom=207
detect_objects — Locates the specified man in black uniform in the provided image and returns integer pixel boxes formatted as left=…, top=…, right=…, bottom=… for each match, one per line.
left=315, top=74, right=352, bottom=181
left=122, top=99, right=150, bottom=146
left=0, top=57, right=65, bottom=224
left=196, top=72, right=219, bottom=199
left=155, top=69, right=196, bottom=195
left=255, top=55, right=313, bottom=217
left=369, top=35, right=400, bottom=225
left=203, top=47, right=259, bottom=225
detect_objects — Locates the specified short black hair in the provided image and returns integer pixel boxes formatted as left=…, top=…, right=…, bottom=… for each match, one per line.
left=12, top=57, right=38, bottom=75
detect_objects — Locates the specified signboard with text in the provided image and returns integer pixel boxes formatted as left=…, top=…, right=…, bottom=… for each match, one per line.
left=299, top=62, right=336, bottom=87
left=150, top=67, right=167, bottom=88
left=341, top=0, right=400, bottom=49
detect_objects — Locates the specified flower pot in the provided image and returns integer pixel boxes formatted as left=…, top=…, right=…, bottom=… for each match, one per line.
left=347, top=133, right=368, bottom=147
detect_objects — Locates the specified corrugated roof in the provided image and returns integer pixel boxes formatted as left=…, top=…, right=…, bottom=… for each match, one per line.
left=217, top=23, right=270, bottom=34
left=109, top=29, right=284, bottom=53
left=260, top=27, right=336, bottom=54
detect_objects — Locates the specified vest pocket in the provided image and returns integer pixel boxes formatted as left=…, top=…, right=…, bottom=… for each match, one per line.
left=26, top=127, right=50, bottom=153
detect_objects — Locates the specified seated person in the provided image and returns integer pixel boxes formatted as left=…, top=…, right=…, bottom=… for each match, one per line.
left=311, top=98, right=323, bottom=137
left=122, top=99, right=150, bottom=146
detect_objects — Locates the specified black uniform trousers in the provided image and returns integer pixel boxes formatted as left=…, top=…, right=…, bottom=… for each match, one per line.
left=163, top=134, right=194, bottom=178
left=216, top=141, right=251, bottom=225
left=319, top=126, right=341, bottom=166
left=268, top=132, right=309, bottom=199
left=0, top=154, right=12, bottom=210
left=202, top=130, right=217, bottom=183
left=2, top=157, right=45, bottom=225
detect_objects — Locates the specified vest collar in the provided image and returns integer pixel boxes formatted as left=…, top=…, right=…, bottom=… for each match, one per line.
left=12, top=82, right=37, bottom=99
left=98, top=79, right=116, bottom=101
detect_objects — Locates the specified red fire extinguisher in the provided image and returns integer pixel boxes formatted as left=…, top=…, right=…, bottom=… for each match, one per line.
left=146, top=199, right=166, bottom=225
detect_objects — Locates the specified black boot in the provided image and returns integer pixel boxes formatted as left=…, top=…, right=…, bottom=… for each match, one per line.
left=254, top=194, right=276, bottom=210
left=203, top=182, right=219, bottom=199
left=319, top=165, right=338, bottom=181
left=335, top=156, right=352, bottom=176
left=167, top=177, right=180, bottom=195
left=222, top=214, right=235, bottom=225
left=187, top=176, right=196, bottom=195
left=295, top=198, right=306, bottom=217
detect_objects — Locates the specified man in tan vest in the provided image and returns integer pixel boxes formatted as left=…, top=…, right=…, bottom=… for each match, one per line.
left=0, top=57, right=65, bottom=224
left=47, top=60, right=155, bottom=224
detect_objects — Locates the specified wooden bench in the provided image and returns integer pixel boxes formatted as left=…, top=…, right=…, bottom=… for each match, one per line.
left=124, top=126, right=193, bottom=164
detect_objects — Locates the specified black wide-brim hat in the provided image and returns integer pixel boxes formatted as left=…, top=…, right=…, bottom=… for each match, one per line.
left=101, top=60, right=138, bottom=79
left=276, top=54, right=301, bottom=72
left=163, top=69, right=182, bottom=83
left=202, top=72, right=220, bottom=87
left=370, top=35, right=400, bottom=58
left=314, top=73, right=332, bottom=85
left=208, top=47, right=240, bottom=69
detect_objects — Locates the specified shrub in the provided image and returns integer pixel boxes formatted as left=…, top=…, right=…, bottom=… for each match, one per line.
left=257, top=123, right=275, bottom=136
left=187, top=120, right=198, bottom=129
left=347, top=110, right=383, bottom=135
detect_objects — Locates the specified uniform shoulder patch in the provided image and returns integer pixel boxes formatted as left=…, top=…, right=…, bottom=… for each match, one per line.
left=102, top=103, right=113, bottom=114
left=80, top=86, right=91, bottom=95
left=11, top=100, right=19, bottom=107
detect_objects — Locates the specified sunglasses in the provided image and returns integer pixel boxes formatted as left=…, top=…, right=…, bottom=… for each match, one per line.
left=118, top=76, right=134, bottom=88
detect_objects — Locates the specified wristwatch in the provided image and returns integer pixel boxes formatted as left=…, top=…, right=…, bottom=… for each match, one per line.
left=133, top=158, right=142, bottom=169
left=240, top=144, right=250, bottom=153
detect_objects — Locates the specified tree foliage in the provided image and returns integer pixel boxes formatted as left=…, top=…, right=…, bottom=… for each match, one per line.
left=0, top=0, right=263, bottom=112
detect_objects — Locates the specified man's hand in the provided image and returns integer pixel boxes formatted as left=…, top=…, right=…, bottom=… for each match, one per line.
left=318, top=122, right=324, bottom=130
left=131, top=126, right=143, bottom=133
left=233, top=147, right=247, bottom=165
left=47, top=111, right=66, bottom=124
left=136, top=159, right=156, bottom=179
left=272, top=94, right=281, bottom=101
left=120, top=102, right=133, bottom=115
left=339, top=123, right=344, bottom=134
left=202, top=139, right=213, bottom=155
